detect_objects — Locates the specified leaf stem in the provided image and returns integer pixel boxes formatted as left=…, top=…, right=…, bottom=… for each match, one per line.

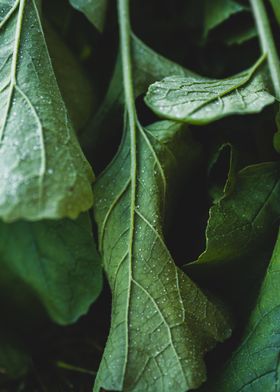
left=250, top=0, right=280, bottom=99
left=117, top=0, right=137, bottom=235
left=117, top=0, right=136, bottom=380
left=117, top=0, right=136, bottom=119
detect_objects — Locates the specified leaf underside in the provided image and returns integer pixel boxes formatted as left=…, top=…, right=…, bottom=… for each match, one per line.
left=0, top=0, right=93, bottom=222
left=145, top=57, right=274, bottom=125
left=93, top=120, right=231, bottom=392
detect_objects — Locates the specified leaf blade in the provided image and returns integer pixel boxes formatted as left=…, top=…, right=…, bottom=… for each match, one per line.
left=187, top=162, right=280, bottom=268
left=93, top=121, right=231, bottom=392
left=145, top=56, right=275, bottom=125
left=0, top=214, right=102, bottom=325
left=0, top=0, right=94, bottom=221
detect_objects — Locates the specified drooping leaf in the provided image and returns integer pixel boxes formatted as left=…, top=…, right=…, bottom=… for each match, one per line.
left=93, top=120, right=231, bottom=392
left=44, top=21, right=97, bottom=131
left=69, top=0, right=108, bottom=32
left=145, top=55, right=275, bottom=125
left=203, top=0, right=246, bottom=37
left=205, top=228, right=280, bottom=392
left=187, top=162, right=280, bottom=268
left=0, top=0, right=94, bottom=222
left=0, top=214, right=102, bottom=325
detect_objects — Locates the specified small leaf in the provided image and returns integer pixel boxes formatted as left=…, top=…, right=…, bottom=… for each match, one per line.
left=145, top=56, right=275, bottom=125
left=187, top=162, right=280, bottom=267
left=206, top=228, right=280, bottom=391
left=0, top=214, right=102, bottom=325
left=69, top=0, right=108, bottom=32
left=93, top=120, right=231, bottom=392
left=0, top=0, right=94, bottom=221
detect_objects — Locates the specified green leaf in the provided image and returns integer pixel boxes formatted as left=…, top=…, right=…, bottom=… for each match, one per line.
left=187, top=162, right=280, bottom=268
left=206, top=228, right=280, bottom=391
left=93, top=121, right=231, bottom=392
left=145, top=55, right=275, bottom=125
left=0, top=214, right=102, bottom=325
left=44, top=21, right=97, bottom=131
left=269, top=0, right=280, bottom=25
left=204, top=0, right=246, bottom=37
left=0, top=0, right=94, bottom=222
left=69, top=0, right=107, bottom=32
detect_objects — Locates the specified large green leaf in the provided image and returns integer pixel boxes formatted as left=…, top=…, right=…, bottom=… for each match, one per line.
left=69, top=0, right=107, bottom=32
left=93, top=121, right=231, bottom=392
left=145, top=56, right=275, bottom=125
left=203, top=0, right=246, bottom=37
left=206, top=228, right=280, bottom=391
left=0, top=214, right=102, bottom=325
left=187, top=162, right=280, bottom=268
left=0, top=0, right=94, bottom=222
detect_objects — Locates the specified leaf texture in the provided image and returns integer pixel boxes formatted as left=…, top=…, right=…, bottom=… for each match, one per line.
left=0, top=0, right=94, bottom=222
left=0, top=214, right=102, bottom=325
left=145, top=56, right=275, bottom=125
left=93, top=120, right=231, bottom=392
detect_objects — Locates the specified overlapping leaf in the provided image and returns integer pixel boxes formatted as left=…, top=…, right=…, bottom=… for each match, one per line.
left=187, top=162, right=280, bottom=268
left=145, top=56, right=275, bottom=125
left=0, top=0, right=94, bottom=221
left=0, top=214, right=102, bottom=325
left=93, top=120, right=231, bottom=392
